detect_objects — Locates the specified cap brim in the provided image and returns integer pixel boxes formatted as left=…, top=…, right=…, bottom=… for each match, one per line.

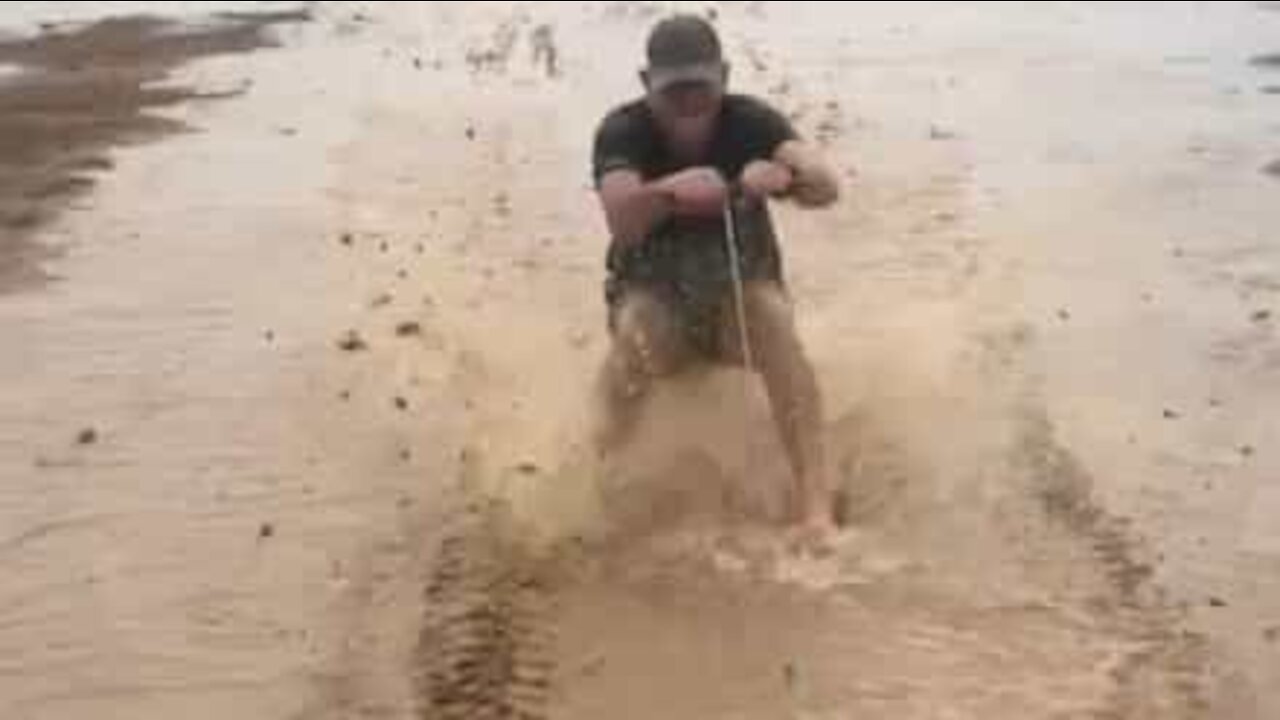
left=647, top=62, right=724, bottom=92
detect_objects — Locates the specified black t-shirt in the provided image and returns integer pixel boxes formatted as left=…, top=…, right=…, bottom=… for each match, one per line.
left=591, top=94, right=797, bottom=283
left=592, top=93, right=797, bottom=188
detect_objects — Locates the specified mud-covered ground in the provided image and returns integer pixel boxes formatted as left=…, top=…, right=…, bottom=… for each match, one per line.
left=1, top=3, right=1278, bottom=719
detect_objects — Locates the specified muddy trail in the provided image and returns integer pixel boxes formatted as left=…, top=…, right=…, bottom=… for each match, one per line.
left=316, top=3, right=1280, bottom=718
left=324, top=5, right=1240, bottom=718
left=3, top=2, right=1278, bottom=719
left=403, top=383, right=1209, bottom=719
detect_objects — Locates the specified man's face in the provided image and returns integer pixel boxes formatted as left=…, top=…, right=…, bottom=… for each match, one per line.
left=643, top=66, right=726, bottom=158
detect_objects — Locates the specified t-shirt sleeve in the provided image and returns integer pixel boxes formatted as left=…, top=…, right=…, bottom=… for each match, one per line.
left=591, top=107, right=646, bottom=186
left=737, top=96, right=799, bottom=160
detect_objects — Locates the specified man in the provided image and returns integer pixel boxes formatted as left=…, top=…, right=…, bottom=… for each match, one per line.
left=590, top=14, right=841, bottom=541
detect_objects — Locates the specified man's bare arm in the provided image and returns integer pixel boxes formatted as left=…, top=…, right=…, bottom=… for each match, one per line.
left=598, top=169, right=674, bottom=248
left=598, top=167, right=728, bottom=247
left=774, top=140, right=840, bottom=208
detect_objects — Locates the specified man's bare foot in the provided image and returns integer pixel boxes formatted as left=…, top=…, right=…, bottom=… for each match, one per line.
left=787, top=512, right=838, bottom=556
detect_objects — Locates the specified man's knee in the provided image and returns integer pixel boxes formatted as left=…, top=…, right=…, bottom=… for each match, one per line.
left=729, top=282, right=799, bottom=356
left=716, top=281, right=798, bottom=367
left=743, top=282, right=794, bottom=331
left=612, top=290, right=687, bottom=376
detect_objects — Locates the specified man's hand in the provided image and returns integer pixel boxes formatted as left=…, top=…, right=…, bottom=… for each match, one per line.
left=596, top=166, right=727, bottom=247
left=658, top=166, right=728, bottom=218
left=773, top=141, right=840, bottom=208
left=740, top=159, right=794, bottom=200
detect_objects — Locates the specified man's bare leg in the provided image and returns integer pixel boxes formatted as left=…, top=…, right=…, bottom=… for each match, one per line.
left=722, top=281, right=834, bottom=540
left=593, top=289, right=689, bottom=456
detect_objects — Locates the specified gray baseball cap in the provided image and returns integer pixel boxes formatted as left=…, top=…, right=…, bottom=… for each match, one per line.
left=645, top=15, right=725, bottom=91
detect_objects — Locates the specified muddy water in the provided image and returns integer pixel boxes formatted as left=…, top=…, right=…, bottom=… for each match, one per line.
left=1, top=2, right=1277, bottom=719
left=0, top=11, right=307, bottom=290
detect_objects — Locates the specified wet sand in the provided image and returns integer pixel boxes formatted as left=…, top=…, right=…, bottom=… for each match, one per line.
left=1, top=2, right=1278, bottom=719
left=0, top=10, right=306, bottom=291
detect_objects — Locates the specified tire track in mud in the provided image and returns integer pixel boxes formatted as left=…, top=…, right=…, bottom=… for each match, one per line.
left=414, top=502, right=557, bottom=720
left=1013, top=406, right=1211, bottom=719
